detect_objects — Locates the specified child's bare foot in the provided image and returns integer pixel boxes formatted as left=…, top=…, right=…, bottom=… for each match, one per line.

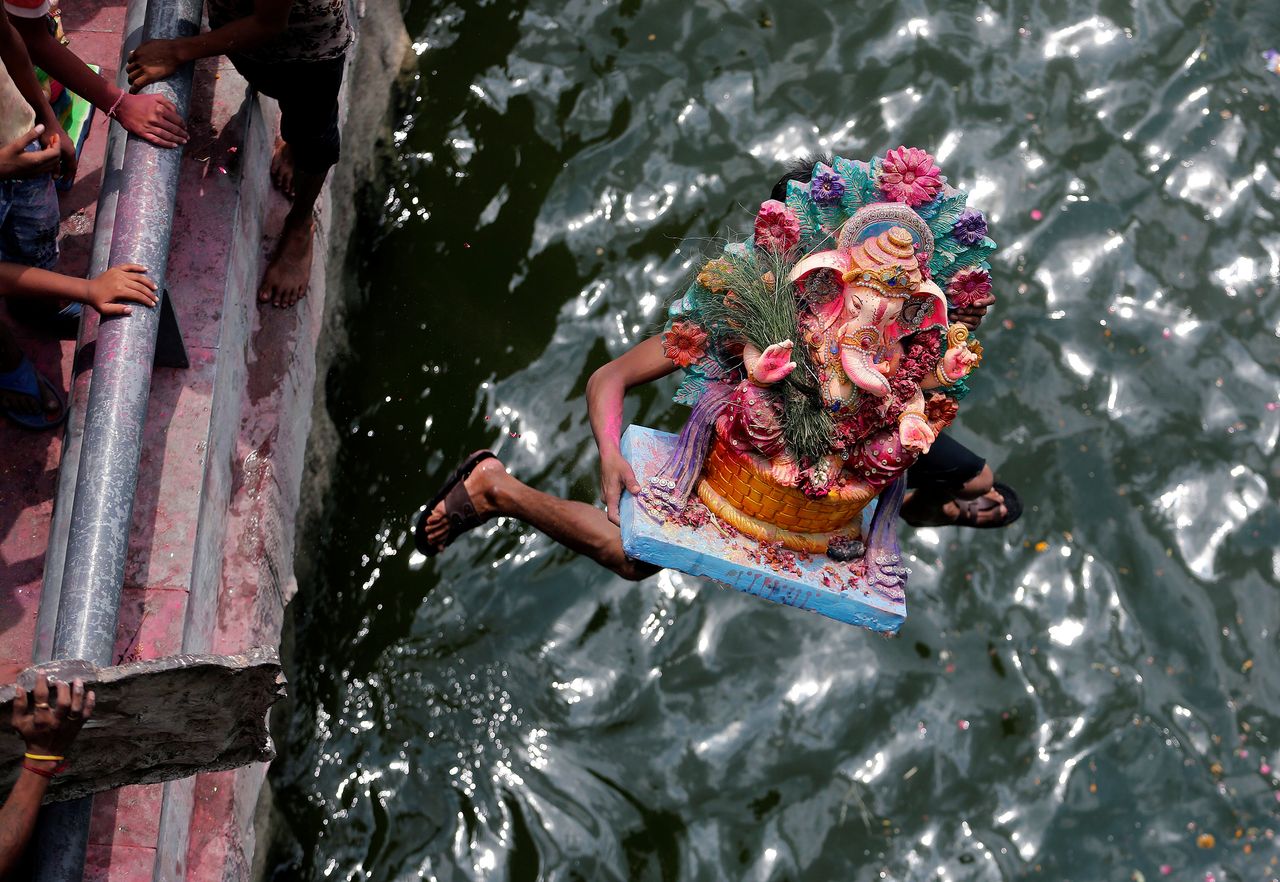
left=419, top=457, right=510, bottom=553
left=258, top=214, right=314, bottom=309
left=270, top=138, right=295, bottom=199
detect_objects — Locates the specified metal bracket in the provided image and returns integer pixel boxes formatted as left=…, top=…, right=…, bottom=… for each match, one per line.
left=154, top=288, right=189, bottom=369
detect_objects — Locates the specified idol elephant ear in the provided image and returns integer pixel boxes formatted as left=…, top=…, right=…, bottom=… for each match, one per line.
left=886, top=280, right=949, bottom=345
left=786, top=250, right=847, bottom=285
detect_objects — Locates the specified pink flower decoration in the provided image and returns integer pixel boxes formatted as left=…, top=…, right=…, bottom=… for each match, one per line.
left=878, top=146, right=943, bottom=206
left=662, top=320, right=708, bottom=368
left=753, top=200, right=801, bottom=254
left=947, top=267, right=994, bottom=308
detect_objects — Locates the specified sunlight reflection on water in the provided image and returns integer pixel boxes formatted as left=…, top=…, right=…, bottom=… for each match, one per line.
left=271, top=1, right=1280, bottom=879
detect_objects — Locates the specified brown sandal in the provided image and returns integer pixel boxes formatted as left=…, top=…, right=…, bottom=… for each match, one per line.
left=413, top=450, right=497, bottom=556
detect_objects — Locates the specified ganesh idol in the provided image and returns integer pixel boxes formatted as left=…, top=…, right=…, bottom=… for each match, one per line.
left=640, top=150, right=992, bottom=568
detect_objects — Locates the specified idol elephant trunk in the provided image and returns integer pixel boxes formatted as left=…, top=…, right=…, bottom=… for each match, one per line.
left=840, top=343, right=892, bottom=397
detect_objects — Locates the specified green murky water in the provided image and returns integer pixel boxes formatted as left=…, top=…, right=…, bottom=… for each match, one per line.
left=269, top=1, right=1280, bottom=879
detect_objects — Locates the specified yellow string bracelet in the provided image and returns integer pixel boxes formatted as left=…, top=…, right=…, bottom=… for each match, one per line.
left=24, top=752, right=65, bottom=762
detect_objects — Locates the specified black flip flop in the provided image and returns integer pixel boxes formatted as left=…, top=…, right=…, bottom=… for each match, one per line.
left=413, top=450, right=498, bottom=556
left=952, top=481, right=1023, bottom=529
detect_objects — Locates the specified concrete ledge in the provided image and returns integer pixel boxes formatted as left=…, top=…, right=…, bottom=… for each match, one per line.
left=0, top=648, right=284, bottom=802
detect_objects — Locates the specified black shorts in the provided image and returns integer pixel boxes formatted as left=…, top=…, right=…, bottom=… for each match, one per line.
left=229, top=53, right=345, bottom=175
left=906, top=433, right=986, bottom=495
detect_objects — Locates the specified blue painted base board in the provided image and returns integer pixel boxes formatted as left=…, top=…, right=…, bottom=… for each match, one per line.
left=619, top=425, right=906, bottom=635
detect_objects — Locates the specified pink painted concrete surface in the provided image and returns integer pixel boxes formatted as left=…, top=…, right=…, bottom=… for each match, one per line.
left=0, top=1, right=282, bottom=877
left=0, top=0, right=118, bottom=672
left=0, top=0, right=403, bottom=871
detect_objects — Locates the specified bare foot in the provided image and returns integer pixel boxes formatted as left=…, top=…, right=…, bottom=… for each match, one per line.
left=270, top=137, right=295, bottom=199
left=420, top=457, right=510, bottom=552
left=258, top=214, right=314, bottom=309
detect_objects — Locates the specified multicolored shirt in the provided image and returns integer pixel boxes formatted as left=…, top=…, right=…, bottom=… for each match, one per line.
left=207, top=0, right=353, bottom=63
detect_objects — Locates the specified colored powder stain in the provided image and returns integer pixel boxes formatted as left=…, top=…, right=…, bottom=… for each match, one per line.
left=1196, top=833, right=1215, bottom=848
left=1162, top=328, right=1172, bottom=339
left=1267, top=402, right=1279, bottom=411
left=1261, top=763, right=1272, bottom=775
left=1034, top=541, right=1049, bottom=552
left=957, top=719, right=970, bottom=731
left=1160, top=867, right=1172, bottom=876
left=1029, top=209, right=1043, bottom=220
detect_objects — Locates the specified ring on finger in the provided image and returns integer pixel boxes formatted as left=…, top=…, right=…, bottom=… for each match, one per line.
left=34, top=702, right=51, bottom=709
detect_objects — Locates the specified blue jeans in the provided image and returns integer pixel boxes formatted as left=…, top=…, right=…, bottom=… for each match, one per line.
left=0, top=152, right=59, bottom=270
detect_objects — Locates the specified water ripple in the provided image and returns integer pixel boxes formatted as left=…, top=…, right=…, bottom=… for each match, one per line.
left=270, top=0, right=1280, bottom=879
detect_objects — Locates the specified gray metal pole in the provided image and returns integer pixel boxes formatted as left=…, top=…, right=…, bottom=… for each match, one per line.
left=33, top=0, right=147, bottom=665
left=31, top=0, right=201, bottom=874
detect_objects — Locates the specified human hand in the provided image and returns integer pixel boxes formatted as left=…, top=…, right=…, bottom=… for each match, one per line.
left=126, top=39, right=187, bottom=91
left=0, top=126, right=60, bottom=180
left=752, top=340, right=796, bottom=384
left=11, top=673, right=95, bottom=758
left=114, top=92, right=188, bottom=148
left=40, top=123, right=76, bottom=186
left=949, top=293, right=996, bottom=331
left=83, top=264, right=160, bottom=317
left=599, top=446, right=640, bottom=526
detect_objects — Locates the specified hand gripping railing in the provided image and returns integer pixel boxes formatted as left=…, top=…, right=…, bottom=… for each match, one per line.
left=30, top=0, right=199, bottom=872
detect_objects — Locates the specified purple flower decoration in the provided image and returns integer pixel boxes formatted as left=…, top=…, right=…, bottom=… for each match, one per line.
left=952, top=209, right=988, bottom=246
left=811, top=170, right=846, bottom=205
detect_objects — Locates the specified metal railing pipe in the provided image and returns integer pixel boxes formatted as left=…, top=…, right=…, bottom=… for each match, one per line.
left=31, top=0, right=201, bottom=874
left=52, top=0, right=198, bottom=666
left=32, top=0, right=145, bottom=664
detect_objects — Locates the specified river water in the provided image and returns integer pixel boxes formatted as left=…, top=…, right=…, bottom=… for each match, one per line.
left=268, top=1, right=1280, bottom=879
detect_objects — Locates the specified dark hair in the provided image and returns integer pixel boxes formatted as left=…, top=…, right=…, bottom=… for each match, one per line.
left=769, top=152, right=834, bottom=202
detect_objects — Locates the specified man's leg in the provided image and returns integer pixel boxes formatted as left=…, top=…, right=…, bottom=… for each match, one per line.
left=258, top=164, right=324, bottom=308
left=233, top=54, right=344, bottom=308
left=419, top=456, right=660, bottom=581
left=901, top=434, right=1010, bottom=527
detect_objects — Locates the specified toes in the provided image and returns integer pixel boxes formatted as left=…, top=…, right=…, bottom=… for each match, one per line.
left=976, top=504, right=1007, bottom=525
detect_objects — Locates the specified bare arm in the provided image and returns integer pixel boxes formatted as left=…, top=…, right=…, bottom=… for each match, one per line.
left=586, top=334, right=674, bottom=524
left=0, top=675, right=95, bottom=879
left=0, top=262, right=159, bottom=316
left=0, top=765, right=49, bottom=877
left=0, top=13, right=71, bottom=181
left=10, top=16, right=188, bottom=147
left=127, top=0, right=292, bottom=90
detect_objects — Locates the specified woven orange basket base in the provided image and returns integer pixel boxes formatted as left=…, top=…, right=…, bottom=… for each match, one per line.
left=696, top=435, right=874, bottom=552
